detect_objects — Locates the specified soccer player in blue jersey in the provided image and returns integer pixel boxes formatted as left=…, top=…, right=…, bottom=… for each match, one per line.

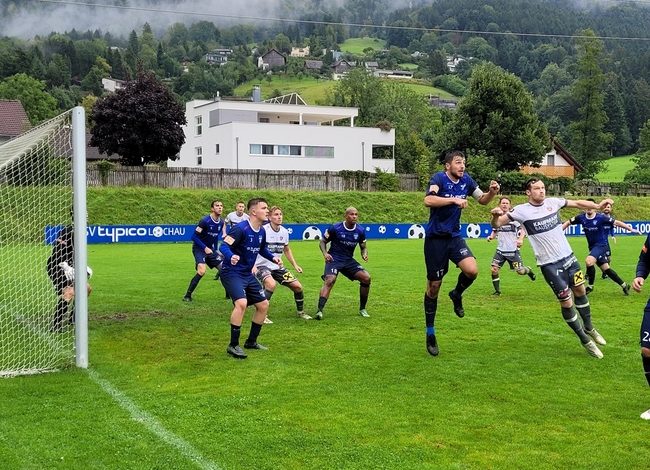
left=601, top=202, right=615, bottom=279
left=219, top=198, right=282, bottom=359
left=423, top=150, right=500, bottom=356
left=315, top=207, right=370, bottom=320
left=632, top=233, right=650, bottom=419
left=562, top=199, right=638, bottom=295
left=183, top=200, right=226, bottom=302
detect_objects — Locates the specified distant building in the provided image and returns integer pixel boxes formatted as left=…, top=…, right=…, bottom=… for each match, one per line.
left=446, top=55, right=467, bottom=73
left=101, top=77, right=126, bottom=93
left=257, top=49, right=286, bottom=70
left=204, top=48, right=233, bottom=66
left=332, top=60, right=356, bottom=80
left=428, top=95, right=457, bottom=109
left=364, top=61, right=379, bottom=71
left=290, top=46, right=310, bottom=57
left=373, top=69, right=414, bottom=79
left=0, top=100, right=31, bottom=143
left=521, top=139, right=583, bottom=179
left=169, top=89, right=395, bottom=173
left=305, top=60, right=324, bottom=71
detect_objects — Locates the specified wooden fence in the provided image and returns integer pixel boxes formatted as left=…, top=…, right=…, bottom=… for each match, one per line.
left=86, top=166, right=650, bottom=195
left=87, top=167, right=421, bottom=191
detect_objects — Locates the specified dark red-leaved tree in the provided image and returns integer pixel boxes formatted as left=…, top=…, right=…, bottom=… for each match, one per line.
left=90, top=69, right=186, bottom=165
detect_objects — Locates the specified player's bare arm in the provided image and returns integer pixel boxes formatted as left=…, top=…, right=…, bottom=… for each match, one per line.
left=490, top=207, right=510, bottom=228
left=360, top=240, right=368, bottom=262
left=319, top=234, right=332, bottom=262
left=632, top=276, right=644, bottom=292
left=424, top=184, right=468, bottom=208
left=565, top=198, right=614, bottom=210
left=477, top=180, right=501, bottom=205
left=284, top=246, right=302, bottom=273
left=614, top=220, right=641, bottom=234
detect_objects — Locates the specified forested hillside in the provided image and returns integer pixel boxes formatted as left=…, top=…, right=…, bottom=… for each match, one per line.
left=1, top=0, right=650, bottom=179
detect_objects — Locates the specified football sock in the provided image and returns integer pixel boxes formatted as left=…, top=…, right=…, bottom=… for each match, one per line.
left=294, top=291, right=304, bottom=311
left=573, top=295, right=593, bottom=331
left=424, top=294, right=437, bottom=330
left=642, top=353, right=650, bottom=387
left=603, top=268, right=624, bottom=286
left=318, top=296, right=328, bottom=312
left=561, top=306, right=590, bottom=343
left=359, top=282, right=370, bottom=310
left=247, top=321, right=263, bottom=344
left=185, top=273, right=203, bottom=297
left=229, top=324, right=241, bottom=347
left=454, top=272, right=475, bottom=295
left=586, top=265, right=596, bottom=286
left=264, top=289, right=274, bottom=300
left=491, top=274, right=500, bottom=293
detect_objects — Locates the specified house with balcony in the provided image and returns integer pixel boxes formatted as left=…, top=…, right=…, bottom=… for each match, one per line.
left=204, top=48, right=233, bottom=65
left=521, top=139, right=583, bottom=178
left=168, top=88, right=395, bottom=173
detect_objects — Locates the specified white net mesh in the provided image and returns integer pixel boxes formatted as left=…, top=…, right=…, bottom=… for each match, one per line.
left=0, top=110, right=76, bottom=377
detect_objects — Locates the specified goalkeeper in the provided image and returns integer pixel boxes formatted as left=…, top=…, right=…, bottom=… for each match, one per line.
left=46, top=224, right=92, bottom=332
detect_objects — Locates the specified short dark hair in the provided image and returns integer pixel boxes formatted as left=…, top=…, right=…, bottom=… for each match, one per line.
left=247, top=198, right=267, bottom=210
left=211, top=200, right=222, bottom=208
left=444, top=150, right=465, bottom=164
left=525, top=178, right=543, bottom=190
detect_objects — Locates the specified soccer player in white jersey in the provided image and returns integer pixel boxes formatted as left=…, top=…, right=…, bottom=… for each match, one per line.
left=225, top=201, right=250, bottom=230
left=490, top=178, right=613, bottom=359
left=487, top=197, right=536, bottom=296
left=254, top=206, right=311, bottom=322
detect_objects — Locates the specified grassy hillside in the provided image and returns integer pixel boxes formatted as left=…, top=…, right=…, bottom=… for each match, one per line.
left=597, top=156, right=637, bottom=182
left=340, top=37, right=387, bottom=54
left=234, top=76, right=457, bottom=105
left=86, top=188, right=650, bottom=225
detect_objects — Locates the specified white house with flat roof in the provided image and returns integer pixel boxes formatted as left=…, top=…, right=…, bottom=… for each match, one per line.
left=168, top=89, right=395, bottom=173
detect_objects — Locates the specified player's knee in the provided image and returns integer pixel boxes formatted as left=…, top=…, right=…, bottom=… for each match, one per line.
left=265, top=278, right=277, bottom=290
left=427, top=281, right=441, bottom=297
left=515, top=267, right=527, bottom=275
left=291, top=282, right=303, bottom=293
left=641, top=347, right=650, bottom=358
left=490, top=265, right=499, bottom=275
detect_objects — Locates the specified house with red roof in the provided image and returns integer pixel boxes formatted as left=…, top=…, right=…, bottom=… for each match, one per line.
left=0, top=100, right=31, bottom=144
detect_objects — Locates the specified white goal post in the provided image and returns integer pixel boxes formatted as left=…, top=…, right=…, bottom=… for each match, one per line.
left=0, top=106, right=87, bottom=377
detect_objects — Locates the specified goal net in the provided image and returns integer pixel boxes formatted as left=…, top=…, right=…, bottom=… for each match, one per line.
left=0, top=107, right=87, bottom=377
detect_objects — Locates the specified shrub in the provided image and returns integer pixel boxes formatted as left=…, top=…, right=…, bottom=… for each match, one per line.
left=372, top=168, right=399, bottom=191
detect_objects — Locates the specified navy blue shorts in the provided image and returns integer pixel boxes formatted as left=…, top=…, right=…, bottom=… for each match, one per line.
left=192, top=246, right=208, bottom=266
left=322, top=258, right=365, bottom=281
left=220, top=271, right=266, bottom=305
left=588, top=244, right=611, bottom=266
left=424, top=236, right=474, bottom=281
left=641, top=300, right=650, bottom=349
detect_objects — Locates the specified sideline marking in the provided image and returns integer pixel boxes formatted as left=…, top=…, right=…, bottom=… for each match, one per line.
left=86, top=368, right=221, bottom=470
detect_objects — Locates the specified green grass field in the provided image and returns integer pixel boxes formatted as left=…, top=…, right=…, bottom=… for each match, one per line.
left=597, top=155, right=637, bottom=182
left=2, top=237, right=649, bottom=468
left=340, top=37, right=387, bottom=55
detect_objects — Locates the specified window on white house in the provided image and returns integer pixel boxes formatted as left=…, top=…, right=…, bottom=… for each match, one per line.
left=290, top=146, right=301, bottom=156
left=259, top=117, right=270, bottom=123
left=215, top=143, right=220, bottom=154
left=196, top=147, right=203, bottom=165
left=262, top=144, right=274, bottom=155
left=278, top=145, right=290, bottom=155
left=250, top=144, right=261, bottom=154
left=195, top=115, right=202, bottom=135
left=546, top=154, right=555, bottom=166
left=305, top=146, right=334, bottom=157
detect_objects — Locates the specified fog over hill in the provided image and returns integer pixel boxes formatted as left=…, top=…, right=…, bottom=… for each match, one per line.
left=0, top=0, right=419, bottom=38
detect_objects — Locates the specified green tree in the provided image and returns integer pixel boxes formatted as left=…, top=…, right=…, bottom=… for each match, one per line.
left=442, top=62, right=548, bottom=170
left=567, top=30, right=612, bottom=177
left=90, top=70, right=186, bottom=165
left=603, top=74, right=632, bottom=156
left=0, top=73, right=59, bottom=124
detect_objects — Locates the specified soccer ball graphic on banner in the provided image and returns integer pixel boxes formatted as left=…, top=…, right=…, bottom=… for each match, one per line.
left=302, top=226, right=322, bottom=240
left=408, top=224, right=425, bottom=239
left=466, top=223, right=482, bottom=238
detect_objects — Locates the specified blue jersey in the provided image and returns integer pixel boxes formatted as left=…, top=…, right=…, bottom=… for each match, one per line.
left=324, top=222, right=366, bottom=262
left=426, top=171, right=478, bottom=237
left=219, top=221, right=274, bottom=275
left=570, top=213, right=615, bottom=249
left=191, top=214, right=224, bottom=251
left=635, top=234, right=650, bottom=279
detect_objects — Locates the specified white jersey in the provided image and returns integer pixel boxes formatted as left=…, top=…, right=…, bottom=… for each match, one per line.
left=255, top=224, right=289, bottom=270
left=494, top=221, right=521, bottom=253
left=508, top=197, right=572, bottom=266
left=225, top=211, right=249, bottom=229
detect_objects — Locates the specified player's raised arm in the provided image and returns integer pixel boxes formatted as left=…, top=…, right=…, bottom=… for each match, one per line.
left=614, top=219, right=641, bottom=234
left=565, top=198, right=614, bottom=211
left=490, top=207, right=510, bottom=228
left=477, top=180, right=501, bottom=205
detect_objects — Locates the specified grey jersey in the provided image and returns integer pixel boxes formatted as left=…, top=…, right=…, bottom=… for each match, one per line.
left=508, top=197, right=572, bottom=265
left=255, top=224, right=288, bottom=270
left=495, top=221, right=521, bottom=253
left=225, top=211, right=250, bottom=229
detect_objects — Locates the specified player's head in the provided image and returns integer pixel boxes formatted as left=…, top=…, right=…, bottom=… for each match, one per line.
left=344, top=207, right=359, bottom=226
left=525, top=178, right=545, bottom=204
left=444, top=150, right=465, bottom=179
left=602, top=202, right=612, bottom=214
left=269, top=206, right=283, bottom=225
left=498, top=197, right=511, bottom=212
left=235, top=201, right=245, bottom=215
left=247, top=198, right=269, bottom=222
left=210, top=200, right=223, bottom=216
left=585, top=198, right=596, bottom=215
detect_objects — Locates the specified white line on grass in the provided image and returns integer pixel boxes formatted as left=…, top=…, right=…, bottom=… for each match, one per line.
left=86, top=368, right=221, bottom=470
